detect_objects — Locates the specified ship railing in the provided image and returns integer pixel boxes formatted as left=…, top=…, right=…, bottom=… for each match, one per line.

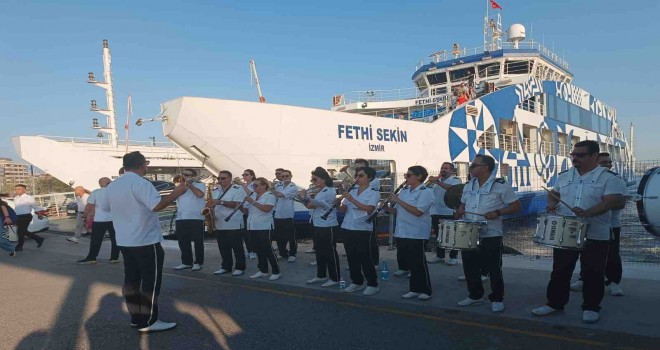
left=332, top=87, right=427, bottom=106
left=40, top=135, right=180, bottom=149
left=415, top=40, right=569, bottom=71
left=557, top=143, right=570, bottom=157
left=522, top=138, right=537, bottom=153
left=539, top=140, right=555, bottom=155
left=498, top=134, right=519, bottom=152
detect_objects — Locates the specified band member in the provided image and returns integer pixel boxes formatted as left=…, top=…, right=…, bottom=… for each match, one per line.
left=455, top=155, right=521, bottom=312
left=172, top=169, right=206, bottom=271
left=77, top=177, right=120, bottom=264
left=385, top=166, right=435, bottom=300
left=241, top=169, right=257, bottom=259
left=273, top=169, right=299, bottom=262
left=427, top=162, right=463, bottom=265
left=101, top=151, right=187, bottom=332
left=67, top=186, right=90, bottom=243
left=339, top=166, right=381, bottom=295
left=242, top=177, right=280, bottom=280
left=353, top=158, right=380, bottom=267
left=532, top=141, right=627, bottom=323
left=273, top=168, right=285, bottom=185
left=13, top=184, right=45, bottom=251
left=304, top=167, right=341, bottom=287
left=210, top=171, right=248, bottom=276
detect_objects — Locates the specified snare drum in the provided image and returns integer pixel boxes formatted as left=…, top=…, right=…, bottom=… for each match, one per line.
left=533, top=213, right=589, bottom=250
left=438, top=220, right=485, bottom=251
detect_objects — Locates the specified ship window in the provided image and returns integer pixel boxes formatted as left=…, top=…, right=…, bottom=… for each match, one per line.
left=478, top=62, right=500, bottom=78
left=591, top=114, right=600, bottom=133
left=427, top=72, right=447, bottom=85
left=556, top=98, right=570, bottom=123
left=600, top=117, right=609, bottom=135
left=449, top=67, right=475, bottom=82
left=505, top=60, right=531, bottom=74
left=415, top=78, right=428, bottom=91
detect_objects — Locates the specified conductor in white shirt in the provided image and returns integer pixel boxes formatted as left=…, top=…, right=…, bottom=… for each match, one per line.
left=101, top=151, right=187, bottom=333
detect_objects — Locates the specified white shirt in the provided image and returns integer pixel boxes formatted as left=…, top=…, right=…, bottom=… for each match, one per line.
left=274, top=182, right=298, bottom=219
left=393, top=184, right=434, bottom=239
left=175, top=182, right=206, bottom=221
left=213, top=184, right=248, bottom=230
left=609, top=171, right=624, bottom=228
left=341, top=186, right=380, bottom=231
left=309, top=186, right=339, bottom=227
left=246, top=192, right=277, bottom=230
left=554, top=167, right=627, bottom=240
left=76, top=193, right=89, bottom=213
left=461, top=176, right=518, bottom=238
left=87, top=188, right=112, bottom=222
left=430, top=176, right=463, bottom=216
left=103, top=172, right=163, bottom=247
left=13, top=193, right=42, bottom=215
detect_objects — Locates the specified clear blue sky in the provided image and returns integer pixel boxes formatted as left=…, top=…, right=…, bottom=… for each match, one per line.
left=1, top=0, right=659, bottom=163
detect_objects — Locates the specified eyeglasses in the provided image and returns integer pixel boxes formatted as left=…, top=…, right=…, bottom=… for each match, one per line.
left=242, top=174, right=250, bottom=177
left=282, top=175, right=291, bottom=178
left=569, top=152, right=590, bottom=158
left=469, top=164, right=486, bottom=169
left=355, top=173, right=366, bottom=178
left=404, top=173, right=415, bottom=178
left=218, top=177, right=228, bottom=180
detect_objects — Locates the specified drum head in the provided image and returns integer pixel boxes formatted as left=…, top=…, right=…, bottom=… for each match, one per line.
left=444, top=184, right=465, bottom=210
left=636, top=166, right=660, bottom=237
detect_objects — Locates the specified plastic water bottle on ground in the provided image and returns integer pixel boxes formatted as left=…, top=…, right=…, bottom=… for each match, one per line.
left=339, top=277, right=346, bottom=291
left=380, top=260, right=390, bottom=281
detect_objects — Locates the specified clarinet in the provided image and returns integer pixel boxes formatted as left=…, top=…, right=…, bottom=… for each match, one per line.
left=320, top=183, right=357, bottom=220
left=224, top=191, right=253, bottom=222
left=365, top=182, right=407, bottom=224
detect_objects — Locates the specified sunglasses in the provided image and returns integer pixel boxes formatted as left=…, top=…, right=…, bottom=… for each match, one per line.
left=404, top=173, right=415, bottom=178
left=469, top=164, right=486, bottom=169
left=242, top=174, right=251, bottom=177
left=218, top=177, right=229, bottom=180
left=282, top=175, right=291, bottom=178
left=569, top=152, right=591, bottom=158
left=311, top=177, right=321, bottom=182
left=355, top=173, right=366, bottom=178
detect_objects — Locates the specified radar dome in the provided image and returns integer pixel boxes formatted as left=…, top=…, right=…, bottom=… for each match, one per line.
left=507, top=24, right=526, bottom=42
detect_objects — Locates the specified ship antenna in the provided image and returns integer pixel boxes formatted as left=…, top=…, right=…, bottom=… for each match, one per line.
left=88, top=39, right=118, bottom=147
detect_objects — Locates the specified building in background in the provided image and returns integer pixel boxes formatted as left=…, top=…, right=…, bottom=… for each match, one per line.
left=0, top=158, right=30, bottom=191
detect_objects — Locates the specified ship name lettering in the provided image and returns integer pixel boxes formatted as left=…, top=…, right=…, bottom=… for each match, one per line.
left=369, top=143, right=385, bottom=152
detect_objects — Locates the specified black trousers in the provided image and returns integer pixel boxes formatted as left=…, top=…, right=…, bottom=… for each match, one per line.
left=432, top=214, right=458, bottom=259
left=251, top=229, right=280, bottom=274
left=120, top=243, right=164, bottom=328
left=176, top=220, right=204, bottom=265
left=243, top=215, right=255, bottom=253
left=314, top=226, right=340, bottom=281
left=86, top=221, right=119, bottom=260
left=216, top=229, right=246, bottom=271
left=15, top=214, right=43, bottom=249
left=462, top=236, right=504, bottom=302
left=344, top=229, right=378, bottom=287
left=605, top=227, right=622, bottom=284
left=275, top=218, right=297, bottom=257
left=396, top=237, right=410, bottom=271
left=546, top=239, right=609, bottom=312
left=397, top=237, right=432, bottom=295
left=369, top=227, right=379, bottom=266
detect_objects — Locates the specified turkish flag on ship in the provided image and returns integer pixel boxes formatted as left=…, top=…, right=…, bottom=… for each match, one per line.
left=490, top=0, right=503, bottom=10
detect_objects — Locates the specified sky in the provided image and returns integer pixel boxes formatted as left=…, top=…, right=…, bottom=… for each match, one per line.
left=1, top=0, right=659, bottom=165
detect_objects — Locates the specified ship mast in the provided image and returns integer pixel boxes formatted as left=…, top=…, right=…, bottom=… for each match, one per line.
left=483, top=0, right=503, bottom=52
left=88, top=39, right=118, bottom=147
left=249, top=59, right=266, bottom=103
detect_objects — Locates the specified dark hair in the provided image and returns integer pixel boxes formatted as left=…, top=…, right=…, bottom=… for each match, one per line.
left=244, top=169, right=255, bottom=180
left=312, top=167, right=334, bottom=187
left=408, top=165, right=428, bottom=183
left=183, top=168, right=197, bottom=176
left=118, top=167, right=125, bottom=175
left=123, top=151, right=147, bottom=170
left=358, top=166, right=376, bottom=181
left=15, top=184, right=27, bottom=189
left=475, top=154, right=495, bottom=172
left=354, top=158, right=368, bottom=166
left=441, top=162, right=456, bottom=171
left=574, top=140, right=599, bottom=155
left=172, top=175, right=183, bottom=184
left=219, top=170, right=232, bottom=178
left=275, top=168, right=285, bottom=172
left=598, top=152, right=611, bottom=158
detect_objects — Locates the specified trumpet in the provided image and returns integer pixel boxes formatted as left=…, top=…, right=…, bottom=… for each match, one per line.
left=320, top=182, right=357, bottom=220
left=424, top=176, right=438, bottom=187
left=295, top=185, right=322, bottom=205
left=365, top=182, right=407, bottom=224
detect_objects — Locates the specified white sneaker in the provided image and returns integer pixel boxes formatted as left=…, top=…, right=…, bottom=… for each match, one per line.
left=287, top=256, right=296, bottom=263
left=191, top=264, right=202, bottom=271
left=609, top=283, right=624, bottom=296
left=306, top=277, right=327, bottom=284
left=138, top=320, right=177, bottom=333
left=393, top=270, right=409, bottom=277
left=232, top=270, right=244, bottom=276
left=418, top=293, right=432, bottom=301
left=401, top=292, right=420, bottom=299
left=457, top=275, right=467, bottom=281
left=428, top=256, right=443, bottom=264
left=310, top=261, right=317, bottom=266
left=457, top=297, right=484, bottom=306
left=321, top=280, right=338, bottom=287
left=570, top=280, right=583, bottom=291
left=213, top=268, right=228, bottom=275
left=446, top=258, right=458, bottom=266
left=458, top=275, right=487, bottom=281
left=532, top=305, right=559, bottom=316
left=344, top=284, right=365, bottom=293
left=249, top=271, right=268, bottom=279
left=305, top=249, right=316, bottom=254
left=66, top=237, right=79, bottom=243
left=491, top=302, right=505, bottom=313
left=249, top=252, right=257, bottom=259
left=269, top=274, right=281, bottom=281
left=174, top=264, right=192, bottom=270
left=582, top=310, right=600, bottom=323
left=363, top=286, right=380, bottom=296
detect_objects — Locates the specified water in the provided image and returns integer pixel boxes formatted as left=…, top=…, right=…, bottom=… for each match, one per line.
left=339, top=277, right=346, bottom=291
left=380, top=260, right=390, bottom=281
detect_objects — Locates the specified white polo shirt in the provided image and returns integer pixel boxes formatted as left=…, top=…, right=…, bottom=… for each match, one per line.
left=13, top=194, right=42, bottom=215
left=274, top=182, right=298, bottom=219
left=76, top=193, right=89, bottom=213
left=393, top=184, right=434, bottom=240
left=104, top=172, right=163, bottom=247
left=341, top=187, right=380, bottom=232
left=430, top=176, right=463, bottom=216
left=246, top=192, right=277, bottom=230
left=461, top=175, right=518, bottom=238
left=213, top=184, right=247, bottom=230
left=310, top=186, right=339, bottom=227
left=554, top=167, right=627, bottom=241
left=87, top=188, right=112, bottom=222
left=175, top=182, right=206, bottom=221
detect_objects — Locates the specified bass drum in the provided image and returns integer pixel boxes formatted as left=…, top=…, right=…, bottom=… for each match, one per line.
left=636, top=166, right=660, bottom=237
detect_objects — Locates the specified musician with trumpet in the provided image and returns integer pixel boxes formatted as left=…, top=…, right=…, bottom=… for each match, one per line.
left=455, top=155, right=520, bottom=313
left=427, top=162, right=463, bottom=265
left=209, top=171, right=248, bottom=276
left=172, top=169, right=206, bottom=272
left=273, top=169, right=299, bottom=262
left=384, top=166, right=435, bottom=300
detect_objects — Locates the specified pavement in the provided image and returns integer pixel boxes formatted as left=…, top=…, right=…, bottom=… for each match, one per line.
left=1, top=219, right=659, bottom=350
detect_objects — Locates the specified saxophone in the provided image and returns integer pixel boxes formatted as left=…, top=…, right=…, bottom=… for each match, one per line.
left=200, top=183, right=217, bottom=232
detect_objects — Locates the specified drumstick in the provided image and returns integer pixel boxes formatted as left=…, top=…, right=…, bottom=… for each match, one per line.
left=541, top=186, right=572, bottom=210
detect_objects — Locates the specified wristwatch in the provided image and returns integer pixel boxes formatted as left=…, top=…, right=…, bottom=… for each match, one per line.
left=220, top=200, right=225, bottom=206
